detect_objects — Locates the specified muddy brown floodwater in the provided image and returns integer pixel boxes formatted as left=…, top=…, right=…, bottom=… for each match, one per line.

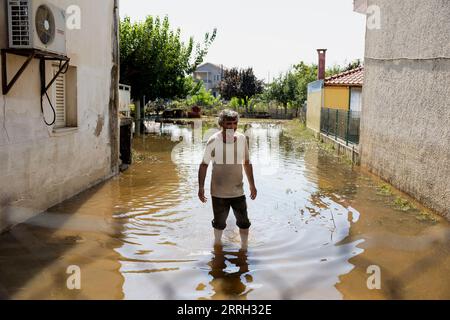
left=0, top=120, right=449, bottom=300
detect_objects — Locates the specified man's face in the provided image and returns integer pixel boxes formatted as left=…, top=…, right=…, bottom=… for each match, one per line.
left=222, top=118, right=238, bottom=131
left=221, top=118, right=238, bottom=143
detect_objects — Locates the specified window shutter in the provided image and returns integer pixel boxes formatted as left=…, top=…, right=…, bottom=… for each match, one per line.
left=53, top=66, right=66, bottom=128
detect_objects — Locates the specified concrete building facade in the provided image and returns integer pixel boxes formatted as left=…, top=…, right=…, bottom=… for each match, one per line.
left=0, top=0, right=120, bottom=232
left=358, top=0, right=450, bottom=219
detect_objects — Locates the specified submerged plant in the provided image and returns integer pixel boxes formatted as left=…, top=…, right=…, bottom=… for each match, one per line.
left=131, top=150, right=161, bottom=163
left=377, top=183, right=393, bottom=196
left=393, top=197, right=416, bottom=212
left=415, top=211, right=438, bottom=223
left=132, top=150, right=146, bottom=162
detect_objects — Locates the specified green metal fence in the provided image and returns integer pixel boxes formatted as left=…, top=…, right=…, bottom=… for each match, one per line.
left=320, top=108, right=360, bottom=145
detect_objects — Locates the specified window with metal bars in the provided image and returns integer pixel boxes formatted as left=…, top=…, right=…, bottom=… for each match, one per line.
left=9, top=1, right=31, bottom=47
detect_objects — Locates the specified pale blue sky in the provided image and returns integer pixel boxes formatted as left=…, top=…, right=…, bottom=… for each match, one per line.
left=120, top=0, right=366, bottom=81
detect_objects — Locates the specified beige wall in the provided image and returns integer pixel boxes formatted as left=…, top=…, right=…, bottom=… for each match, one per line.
left=0, top=0, right=118, bottom=231
left=360, top=0, right=450, bottom=219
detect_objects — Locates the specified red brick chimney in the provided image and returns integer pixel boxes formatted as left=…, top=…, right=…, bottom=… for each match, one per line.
left=317, top=49, right=327, bottom=80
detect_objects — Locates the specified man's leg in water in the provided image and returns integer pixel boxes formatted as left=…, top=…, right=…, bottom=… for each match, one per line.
left=239, top=228, right=249, bottom=250
left=214, top=228, right=224, bottom=245
left=211, top=197, right=230, bottom=245
left=230, top=195, right=251, bottom=250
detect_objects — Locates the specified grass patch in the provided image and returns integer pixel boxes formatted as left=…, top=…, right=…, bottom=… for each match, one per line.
left=319, top=141, right=335, bottom=153
left=393, top=196, right=416, bottom=212
left=377, top=183, right=393, bottom=196
left=341, top=156, right=354, bottom=166
left=316, top=140, right=356, bottom=166
left=415, top=211, right=438, bottom=223
left=282, top=119, right=315, bottom=141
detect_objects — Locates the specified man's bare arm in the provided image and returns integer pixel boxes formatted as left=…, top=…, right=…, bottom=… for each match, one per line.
left=198, top=163, right=208, bottom=203
left=243, top=162, right=257, bottom=200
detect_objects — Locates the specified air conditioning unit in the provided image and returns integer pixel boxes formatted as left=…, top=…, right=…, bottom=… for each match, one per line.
left=7, top=0, right=66, bottom=56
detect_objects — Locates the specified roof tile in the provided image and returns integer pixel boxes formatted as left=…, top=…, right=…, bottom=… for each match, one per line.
left=325, top=66, right=364, bottom=86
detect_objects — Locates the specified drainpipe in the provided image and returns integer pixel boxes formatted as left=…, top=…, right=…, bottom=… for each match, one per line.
left=109, top=0, right=120, bottom=174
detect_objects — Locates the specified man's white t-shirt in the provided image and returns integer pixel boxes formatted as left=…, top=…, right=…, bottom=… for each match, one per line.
left=202, top=130, right=250, bottom=198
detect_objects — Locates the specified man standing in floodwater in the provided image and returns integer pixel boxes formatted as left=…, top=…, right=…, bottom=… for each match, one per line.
left=198, top=110, right=257, bottom=250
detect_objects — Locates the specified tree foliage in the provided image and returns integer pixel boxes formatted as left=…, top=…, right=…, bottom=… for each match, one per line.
left=326, top=59, right=362, bottom=77
left=264, top=62, right=317, bottom=114
left=219, top=67, right=264, bottom=106
left=186, top=85, right=220, bottom=107
left=263, top=59, right=362, bottom=114
left=120, top=16, right=217, bottom=101
left=219, top=68, right=240, bottom=101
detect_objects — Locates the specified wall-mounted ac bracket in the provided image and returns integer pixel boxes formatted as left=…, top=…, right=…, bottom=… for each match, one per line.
left=1, top=48, right=69, bottom=96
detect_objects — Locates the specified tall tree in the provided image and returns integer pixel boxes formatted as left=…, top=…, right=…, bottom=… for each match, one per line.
left=219, top=68, right=240, bottom=101
left=265, top=62, right=317, bottom=114
left=120, top=16, right=217, bottom=101
left=240, top=68, right=264, bottom=107
left=292, top=62, right=319, bottom=106
left=219, top=67, right=263, bottom=109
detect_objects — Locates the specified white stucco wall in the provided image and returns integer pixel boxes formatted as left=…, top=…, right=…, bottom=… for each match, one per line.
left=360, top=0, right=450, bottom=219
left=0, top=0, right=117, bottom=231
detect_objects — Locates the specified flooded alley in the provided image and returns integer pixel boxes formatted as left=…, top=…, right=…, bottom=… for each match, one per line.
left=0, top=120, right=449, bottom=300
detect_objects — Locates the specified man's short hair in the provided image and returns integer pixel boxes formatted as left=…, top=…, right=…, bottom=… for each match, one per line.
left=218, top=109, right=240, bottom=126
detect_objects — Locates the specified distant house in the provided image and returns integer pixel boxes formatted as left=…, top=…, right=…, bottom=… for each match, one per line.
left=306, top=49, right=364, bottom=157
left=193, top=62, right=225, bottom=97
left=323, top=66, right=364, bottom=112
left=307, top=49, right=364, bottom=137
